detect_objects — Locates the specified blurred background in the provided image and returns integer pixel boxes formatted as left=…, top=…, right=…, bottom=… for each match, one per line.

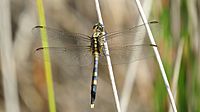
left=0, top=0, right=200, bottom=112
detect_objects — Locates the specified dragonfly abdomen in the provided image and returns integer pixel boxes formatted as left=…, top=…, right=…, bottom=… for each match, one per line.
left=90, top=52, right=99, bottom=108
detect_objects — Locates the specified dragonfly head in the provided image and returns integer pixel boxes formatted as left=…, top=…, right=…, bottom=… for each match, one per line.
left=93, top=23, right=104, bottom=33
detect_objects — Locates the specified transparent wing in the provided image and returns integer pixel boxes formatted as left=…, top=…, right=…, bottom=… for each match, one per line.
left=105, top=21, right=158, bottom=45
left=32, top=26, right=91, bottom=47
left=34, top=46, right=93, bottom=66
left=32, top=26, right=93, bottom=66
left=100, top=44, right=156, bottom=65
left=99, top=44, right=156, bottom=65
left=99, top=21, right=158, bottom=65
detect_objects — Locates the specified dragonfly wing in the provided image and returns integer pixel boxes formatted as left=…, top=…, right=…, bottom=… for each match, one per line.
left=105, top=21, right=159, bottom=45
left=32, top=25, right=93, bottom=66
left=98, top=21, right=158, bottom=65
left=32, top=26, right=91, bottom=47
left=34, top=46, right=93, bottom=66
left=99, top=44, right=156, bottom=65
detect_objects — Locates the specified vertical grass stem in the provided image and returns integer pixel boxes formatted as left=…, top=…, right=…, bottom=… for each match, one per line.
left=169, top=40, right=184, bottom=112
left=94, top=0, right=121, bottom=112
left=36, top=0, right=56, bottom=112
left=135, top=0, right=177, bottom=112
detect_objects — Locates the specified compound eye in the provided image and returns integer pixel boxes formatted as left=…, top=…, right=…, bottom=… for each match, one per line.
left=93, top=25, right=97, bottom=30
left=98, top=26, right=103, bottom=31
left=93, top=23, right=104, bottom=31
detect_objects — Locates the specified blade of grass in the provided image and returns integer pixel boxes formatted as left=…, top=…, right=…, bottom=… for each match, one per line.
left=169, top=39, right=184, bottom=112
left=0, top=0, right=20, bottom=112
left=94, top=0, right=121, bottom=112
left=36, top=0, right=56, bottom=112
left=135, top=0, right=177, bottom=112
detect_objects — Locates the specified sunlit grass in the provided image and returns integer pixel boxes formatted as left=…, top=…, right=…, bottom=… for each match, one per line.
left=36, top=0, right=56, bottom=112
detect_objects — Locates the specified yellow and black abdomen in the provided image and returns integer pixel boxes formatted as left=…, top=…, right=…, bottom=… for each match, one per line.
left=90, top=36, right=101, bottom=108
left=90, top=52, right=99, bottom=108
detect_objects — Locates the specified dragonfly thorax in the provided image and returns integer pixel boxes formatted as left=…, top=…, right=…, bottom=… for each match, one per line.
left=91, top=23, right=106, bottom=55
left=91, top=37, right=103, bottom=55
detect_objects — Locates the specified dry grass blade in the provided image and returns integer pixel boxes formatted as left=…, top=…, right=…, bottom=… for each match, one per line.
left=135, top=0, right=177, bottom=111
left=168, top=39, right=184, bottom=112
left=95, top=0, right=121, bottom=112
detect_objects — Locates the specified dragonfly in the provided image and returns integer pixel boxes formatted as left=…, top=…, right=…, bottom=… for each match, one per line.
left=32, top=21, right=158, bottom=108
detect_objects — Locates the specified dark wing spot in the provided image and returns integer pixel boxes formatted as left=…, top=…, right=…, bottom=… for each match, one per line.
left=149, top=20, right=159, bottom=24
left=34, top=26, right=44, bottom=28
left=150, top=44, right=158, bottom=47
left=35, top=47, right=44, bottom=51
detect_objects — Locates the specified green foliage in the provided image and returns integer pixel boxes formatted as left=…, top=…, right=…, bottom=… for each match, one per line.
left=160, top=8, right=171, bottom=43
left=153, top=0, right=199, bottom=111
left=154, top=70, right=167, bottom=112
